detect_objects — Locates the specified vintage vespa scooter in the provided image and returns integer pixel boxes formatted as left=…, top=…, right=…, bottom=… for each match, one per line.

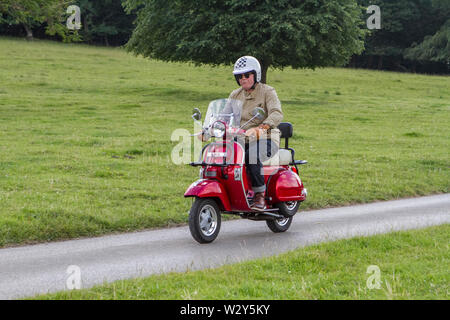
left=185, top=99, right=307, bottom=243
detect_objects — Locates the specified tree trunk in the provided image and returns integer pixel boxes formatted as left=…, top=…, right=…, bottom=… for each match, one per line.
left=377, top=55, right=383, bottom=70
left=84, top=16, right=90, bottom=44
left=23, top=24, right=33, bottom=41
left=260, top=62, right=269, bottom=84
left=350, top=55, right=357, bottom=68
left=367, top=55, right=373, bottom=69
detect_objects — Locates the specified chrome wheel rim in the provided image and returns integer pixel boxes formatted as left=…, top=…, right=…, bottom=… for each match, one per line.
left=276, top=217, right=290, bottom=226
left=285, top=201, right=298, bottom=211
left=199, top=205, right=218, bottom=236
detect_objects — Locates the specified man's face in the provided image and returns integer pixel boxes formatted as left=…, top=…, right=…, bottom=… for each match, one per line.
left=238, top=72, right=255, bottom=91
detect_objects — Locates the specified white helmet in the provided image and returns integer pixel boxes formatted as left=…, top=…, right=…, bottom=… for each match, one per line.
left=233, top=56, right=261, bottom=84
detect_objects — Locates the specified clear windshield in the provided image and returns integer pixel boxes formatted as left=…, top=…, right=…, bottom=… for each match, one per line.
left=203, top=99, right=242, bottom=129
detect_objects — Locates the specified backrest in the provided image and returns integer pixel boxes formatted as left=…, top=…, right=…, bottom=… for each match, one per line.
left=278, top=122, right=293, bottom=138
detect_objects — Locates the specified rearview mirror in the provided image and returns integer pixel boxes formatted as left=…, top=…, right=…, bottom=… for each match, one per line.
left=240, top=107, right=266, bottom=129
left=251, top=107, right=265, bottom=120
left=192, top=108, right=202, bottom=121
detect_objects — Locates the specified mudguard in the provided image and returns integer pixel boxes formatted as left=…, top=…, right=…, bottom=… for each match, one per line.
left=267, top=169, right=306, bottom=203
left=184, top=179, right=231, bottom=211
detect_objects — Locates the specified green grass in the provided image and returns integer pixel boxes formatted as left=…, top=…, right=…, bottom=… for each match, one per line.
left=0, top=36, right=449, bottom=246
left=34, top=224, right=450, bottom=300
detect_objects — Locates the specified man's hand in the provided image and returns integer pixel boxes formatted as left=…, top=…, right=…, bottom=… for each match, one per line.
left=245, top=127, right=259, bottom=138
left=245, top=124, right=270, bottom=139
left=197, top=130, right=210, bottom=142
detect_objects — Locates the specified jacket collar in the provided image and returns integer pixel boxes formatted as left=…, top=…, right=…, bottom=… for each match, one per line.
left=243, top=82, right=260, bottom=100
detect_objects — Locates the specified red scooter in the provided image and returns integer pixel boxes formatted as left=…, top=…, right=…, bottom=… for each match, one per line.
left=185, top=99, right=307, bottom=243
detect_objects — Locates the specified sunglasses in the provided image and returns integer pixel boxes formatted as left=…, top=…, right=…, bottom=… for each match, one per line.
left=235, top=72, right=253, bottom=80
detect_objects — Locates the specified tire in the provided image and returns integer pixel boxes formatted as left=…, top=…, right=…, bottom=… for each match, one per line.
left=189, top=198, right=221, bottom=244
left=274, top=201, right=300, bottom=217
left=266, top=216, right=293, bottom=233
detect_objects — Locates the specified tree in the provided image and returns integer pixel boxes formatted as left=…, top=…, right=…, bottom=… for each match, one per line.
left=123, top=0, right=365, bottom=83
left=0, top=0, right=80, bottom=42
left=76, top=0, right=136, bottom=46
left=355, top=0, right=449, bottom=72
left=404, top=0, right=449, bottom=64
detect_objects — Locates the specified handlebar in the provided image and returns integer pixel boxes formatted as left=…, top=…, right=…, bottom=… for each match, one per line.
left=195, top=126, right=247, bottom=141
left=226, top=127, right=246, bottom=136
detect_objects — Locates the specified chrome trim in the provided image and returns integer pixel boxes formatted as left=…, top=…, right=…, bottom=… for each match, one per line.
left=199, top=204, right=218, bottom=236
left=285, top=201, right=298, bottom=210
left=235, top=142, right=251, bottom=209
left=275, top=217, right=290, bottom=226
left=240, top=163, right=251, bottom=209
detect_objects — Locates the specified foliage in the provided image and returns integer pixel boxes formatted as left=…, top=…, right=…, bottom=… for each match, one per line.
left=404, top=0, right=450, bottom=63
left=0, top=0, right=81, bottom=42
left=124, top=0, right=366, bottom=82
left=76, top=0, right=135, bottom=46
left=358, top=0, right=441, bottom=56
left=355, top=0, right=449, bottom=71
left=405, top=21, right=450, bottom=63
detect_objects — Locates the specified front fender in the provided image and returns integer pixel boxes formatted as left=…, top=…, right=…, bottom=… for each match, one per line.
left=184, top=179, right=231, bottom=211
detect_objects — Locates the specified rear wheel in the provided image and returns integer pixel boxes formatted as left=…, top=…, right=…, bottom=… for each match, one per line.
left=266, top=216, right=293, bottom=233
left=274, top=201, right=300, bottom=217
left=189, top=198, right=221, bottom=244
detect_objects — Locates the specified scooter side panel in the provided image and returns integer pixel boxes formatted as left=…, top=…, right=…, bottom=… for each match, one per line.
left=184, top=179, right=232, bottom=211
left=267, top=169, right=306, bottom=203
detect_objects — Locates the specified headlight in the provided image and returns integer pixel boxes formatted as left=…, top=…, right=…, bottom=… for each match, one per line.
left=211, top=121, right=226, bottom=138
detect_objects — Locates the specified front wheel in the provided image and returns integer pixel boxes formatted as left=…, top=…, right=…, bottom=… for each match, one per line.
left=266, top=216, right=293, bottom=233
left=189, top=198, right=221, bottom=244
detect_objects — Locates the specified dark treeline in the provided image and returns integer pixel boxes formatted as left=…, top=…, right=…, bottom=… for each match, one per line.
left=0, top=0, right=448, bottom=74
left=353, top=0, right=449, bottom=74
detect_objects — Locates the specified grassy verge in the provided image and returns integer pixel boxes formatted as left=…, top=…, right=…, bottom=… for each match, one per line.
left=0, top=36, right=449, bottom=247
left=34, top=224, right=450, bottom=300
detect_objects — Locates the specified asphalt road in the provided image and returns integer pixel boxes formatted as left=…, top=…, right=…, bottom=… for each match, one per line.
left=0, top=194, right=448, bottom=299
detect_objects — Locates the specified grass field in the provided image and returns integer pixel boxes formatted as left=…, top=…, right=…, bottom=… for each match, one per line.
left=35, top=224, right=449, bottom=300
left=0, top=36, right=449, bottom=247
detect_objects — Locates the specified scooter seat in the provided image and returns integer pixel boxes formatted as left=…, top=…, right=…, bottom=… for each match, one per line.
left=262, top=149, right=292, bottom=166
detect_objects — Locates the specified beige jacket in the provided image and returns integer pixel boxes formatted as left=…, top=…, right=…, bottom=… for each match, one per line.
left=228, top=83, right=283, bottom=147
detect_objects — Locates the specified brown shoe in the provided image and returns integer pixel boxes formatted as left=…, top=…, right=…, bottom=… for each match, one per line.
left=251, top=192, right=266, bottom=211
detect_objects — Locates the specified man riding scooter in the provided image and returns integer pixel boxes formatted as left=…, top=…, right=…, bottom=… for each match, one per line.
left=189, top=57, right=307, bottom=243
left=200, top=56, right=283, bottom=211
